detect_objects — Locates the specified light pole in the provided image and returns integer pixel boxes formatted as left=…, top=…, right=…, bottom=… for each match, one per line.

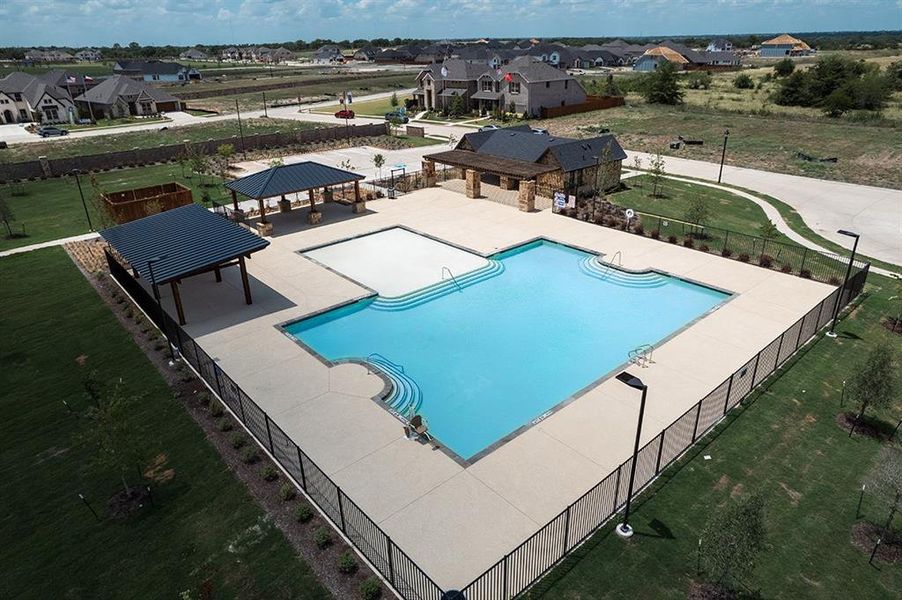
left=615, top=371, right=648, bottom=538
left=717, top=129, right=729, bottom=184
left=70, top=169, right=93, bottom=231
left=826, top=229, right=860, bottom=339
left=147, top=256, right=175, bottom=361
left=262, top=91, right=268, bottom=118
left=235, top=99, right=246, bottom=159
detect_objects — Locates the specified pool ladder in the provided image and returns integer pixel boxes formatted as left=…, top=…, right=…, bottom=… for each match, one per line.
left=441, top=266, right=462, bottom=292
left=629, top=343, right=655, bottom=367
left=596, top=250, right=622, bottom=280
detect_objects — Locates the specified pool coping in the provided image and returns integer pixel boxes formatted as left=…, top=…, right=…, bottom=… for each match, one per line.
left=276, top=225, right=737, bottom=468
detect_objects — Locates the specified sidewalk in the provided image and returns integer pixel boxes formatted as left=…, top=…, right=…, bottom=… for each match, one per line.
left=0, top=232, right=100, bottom=258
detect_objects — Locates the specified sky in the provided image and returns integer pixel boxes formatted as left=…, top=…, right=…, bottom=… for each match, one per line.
left=0, top=0, right=899, bottom=47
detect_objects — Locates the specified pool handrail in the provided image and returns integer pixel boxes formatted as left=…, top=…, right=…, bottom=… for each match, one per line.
left=365, top=352, right=405, bottom=374
left=441, top=266, right=463, bottom=292
left=596, top=250, right=623, bottom=280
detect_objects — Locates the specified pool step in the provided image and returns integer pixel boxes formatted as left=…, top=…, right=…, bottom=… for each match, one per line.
left=366, top=357, right=423, bottom=416
left=579, top=256, right=668, bottom=288
left=371, top=260, right=505, bottom=311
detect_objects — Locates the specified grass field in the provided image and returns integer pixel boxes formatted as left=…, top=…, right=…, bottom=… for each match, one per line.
left=0, top=61, right=116, bottom=77
left=538, top=102, right=902, bottom=189
left=0, top=163, right=227, bottom=251
left=314, top=95, right=413, bottom=117
left=0, top=248, right=330, bottom=599
left=2, top=118, right=323, bottom=162
left=533, top=271, right=902, bottom=599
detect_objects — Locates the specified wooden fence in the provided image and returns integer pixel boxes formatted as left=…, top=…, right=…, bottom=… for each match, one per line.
left=540, top=95, right=625, bottom=119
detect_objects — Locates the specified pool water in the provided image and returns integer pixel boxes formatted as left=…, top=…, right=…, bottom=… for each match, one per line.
left=286, top=240, right=729, bottom=460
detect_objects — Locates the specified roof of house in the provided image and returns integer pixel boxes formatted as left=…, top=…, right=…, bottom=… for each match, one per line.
left=501, top=56, right=574, bottom=82
left=418, top=59, right=490, bottom=81
left=114, top=60, right=190, bottom=75
left=423, top=149, right=558, bottom=179
left=709, top=38, right=731, bottom=46
left=643, top=46, right=690, bottom=64
left=762, top=33, right=806, bottom=46
left=0, top=71, right=72, bottom=106
left=225, top=161, right=364, bottom=199
left=99, top=203, right=270, bottom=285
left=75, top=75, right=179, bottom=105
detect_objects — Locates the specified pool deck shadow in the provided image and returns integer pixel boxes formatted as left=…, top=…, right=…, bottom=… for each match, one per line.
left=149, top=188, right=836, bottom=590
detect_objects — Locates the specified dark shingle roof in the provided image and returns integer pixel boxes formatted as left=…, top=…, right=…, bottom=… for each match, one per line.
left=460, top=128, right=626, bottom=172
left=100, top=203, right=269, bottom=284
left=0, top=71, right=72, bottom=107
left=114, top=60, right=189, bottom=75
left=75, top=75, right=178, bottom=105
left=548, top=135, right=627, bottom=171
left=225, top=161, right=364, bottom=199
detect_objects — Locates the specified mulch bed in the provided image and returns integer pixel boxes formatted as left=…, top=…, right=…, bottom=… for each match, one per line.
left=835, top=412, right=892, bottom=441
left=881, top=317, right=902, bottom=336
left=851, top=521, right=902, bottom=564
left=107, top=486, right=153, bottom=518
left=688, top=581, right=738, bottom=600
left=65, top=241, right=388, bottom=600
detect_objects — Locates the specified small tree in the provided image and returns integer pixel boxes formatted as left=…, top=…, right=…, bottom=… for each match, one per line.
left=372, top=153, right=385, bottom=179
left=758, top=220, right=779, bottom=242
left=449, top=94, right=465, bottom=117
left=601, top=74, right=622, bottom=96
left=863, top=446, right=902, bottom=534
left=648, top=152, right=666, bottom=197
left=216, top=143, right=235, bottom=180
left=630, top=155, right=643, bottom=187
left=773, top=58, right=795, bottom=77
left=846, top=344, right=898, bottom=426
left=684, top=195, right=710, bottom=233
left=508, top=100, right=516, bottom=115
left=0, top=196, right=15, bottom=237
left=389, top=91, right=399, bottom=108
left=733, top=73, right=754, bottom=89
left=700, top=493, right=767, bottom=590
left=686, top=71, right=712, bottom=90
left=641, top=60, right=684, bottom=105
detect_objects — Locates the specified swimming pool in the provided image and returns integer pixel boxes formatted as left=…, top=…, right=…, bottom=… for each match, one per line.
left=285, top=239, right=730, bottom=461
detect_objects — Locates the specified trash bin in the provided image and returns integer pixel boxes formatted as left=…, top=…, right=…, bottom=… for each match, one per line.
left=387, top=187, right=396, bottom=199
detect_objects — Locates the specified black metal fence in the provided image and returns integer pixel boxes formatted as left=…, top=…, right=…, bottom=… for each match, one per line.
left=459, top=263, right=869, bottom=600
left=365, top=165, right=457, bottom=197
left=104, top=250, right=444, bottom=600
left=105, top=247, right=869, bottom=600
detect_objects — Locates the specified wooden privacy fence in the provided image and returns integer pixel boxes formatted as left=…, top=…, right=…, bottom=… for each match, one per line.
left=102, top=182, right=193, bottom=224
left=540, top=95, right=625, bottom=119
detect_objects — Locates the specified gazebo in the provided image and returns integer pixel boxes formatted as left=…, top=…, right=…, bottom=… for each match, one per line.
left=225, top=161, right=366, bottom=235
left=100, top=203, right=270, bottom=324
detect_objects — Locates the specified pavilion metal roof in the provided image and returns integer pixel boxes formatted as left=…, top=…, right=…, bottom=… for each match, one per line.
left=225, top=161, right=364, bottom=200
left=424, top=149, right=558, bottom=179
left=100, top=204, right=269, bottom=284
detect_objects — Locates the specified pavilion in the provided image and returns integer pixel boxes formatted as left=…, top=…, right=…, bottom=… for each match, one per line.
left=225, top=161, right=366, bottom=235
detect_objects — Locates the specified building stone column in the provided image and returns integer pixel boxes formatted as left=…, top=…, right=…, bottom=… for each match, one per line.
left=518, top=180, right=536, bottom=212
left=465, top=169, right=481, bottom=199
left=422, top=159, right=437, bottom=187
left=500, top=175, right=517, bottom=190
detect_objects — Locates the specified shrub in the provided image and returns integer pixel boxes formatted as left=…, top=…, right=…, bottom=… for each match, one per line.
left=279, top=483, right=297, bottom=501
left=683, top=237, right=694, bottom=248
left=217, top=418, right=234, bottom=432
left=209, top=403, right=224, bottom=418
left=667, top=235, right=678, bottom=244
left=314, top=527, right=333, bottom=549
left=721, top=248, right=733, bottom=258
left=360, top=578, right=382, bottom=600
left=153, top=341, right=165, bottom=352
left=260, top=465, right=279, bottom=482
left=799, top=269, right=812, bottom=279
left=699, top=244, right=710, bottom=252
left=230, top=432, right=247, bottom=449
left=633, top=223, right=644, bottom=236
left=295, top=503, right=314, bottom=523
left=733, top=73, right=754, bottom=89
left=241, top=446, right=259, bottom=464
left=738, top=253, right=750, bottom=262
left=828, top=276, right=841, bottom=286
left=338, top=551, right=358, bottom=575
left=780, top=263, right=793, bottom=273
left=758, top=254, right=774, bottom=268
left=650, top=229, right=660, bottom=240
left=197, top=391, right=211, bottom=406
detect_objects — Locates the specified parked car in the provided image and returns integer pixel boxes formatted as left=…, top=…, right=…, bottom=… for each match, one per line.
left=479, top=124, right=500, bottom=131
left=334, top=109, right=355, bottom=119
left=37, top=126, right=69, bottom=137
left=384, top=110, right=409, bottom=124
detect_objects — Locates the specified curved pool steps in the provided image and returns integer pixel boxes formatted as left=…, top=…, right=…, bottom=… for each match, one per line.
left=370, top=260, right=505, bottom=311
left=366, top=356, right=423, bottom=416
left=578, top=256, right=668, bottom=288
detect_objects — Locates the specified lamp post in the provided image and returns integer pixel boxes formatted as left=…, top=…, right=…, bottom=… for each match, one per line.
left=615, top=371, right=648, bottom=538
left=826, top=229, right=860, bottom=339
left=717, top=129, right=729, bottom=184
left=147, top=256, right=175, bottom=361
left=70, top=169, right=93, bottom=231
left=235, top=99, right=246, bottom=159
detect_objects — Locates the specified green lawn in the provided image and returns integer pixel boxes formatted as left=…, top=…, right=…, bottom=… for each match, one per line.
left=0, top=163, right=227, bottom=251
left=0, top=248, right=331, bottom=599
left=315, top=95, right=412, bottom=117
left=60, top=116, right=168, bottom=131
left=533, top=274, right=902, bottom=599
left=3, top=118, right=324, bottom=162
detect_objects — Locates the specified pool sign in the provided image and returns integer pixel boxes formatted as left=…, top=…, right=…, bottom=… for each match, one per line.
left=554, top=192, right=567, bottom=208
left=625, top=208, right=635, bottom=220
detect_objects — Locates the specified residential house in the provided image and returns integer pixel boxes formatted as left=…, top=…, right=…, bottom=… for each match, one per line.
left=0, top=71, right=76, bottom=123
left=251, top=47, right=273, bottom=62
left=706, top=38, right=733, bottom=52
left=39, top=69, right=100, bottom=98
left=113, top=60, right=202, bottom=82
left=179, top=47, right=208, bottom=60
left=24, top=48, right=75, bottom=62
left=415, top=56, right=587, bottom=117
left=374, top=44, right=423, bottom=64
left=221, top=46, right=240, bottom=61
left=633, top=46, right=689, bottom=71
left=313, top=45, right=344, bottom=64
left=75, top=75, right=182, bottom=119
left=75, top=48, right=103, bottom=62
left=271, top=47, right=295, bottom=63
left=759, top=34, right=814, bottom=57
left=353, top=46, right=379, bottom=61
left=633, top=41, right=739, bottom=71
left=443, top=125, right=627, bottom=195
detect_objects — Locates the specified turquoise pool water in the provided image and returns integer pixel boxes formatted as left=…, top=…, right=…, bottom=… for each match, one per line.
left=286, top=240, right=729, bottom=460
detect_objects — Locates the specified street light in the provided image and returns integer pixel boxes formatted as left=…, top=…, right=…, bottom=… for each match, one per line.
left=614, top=371, right=649, bottom=538
left=70, top=169, right=93, bottom=231
left=717, top=129, right=730, bottom=184
left=826, top=229, right=860, bottom=338
left=147, top=256, right=175, bottom=361
left=235, top=99, right=247, bottom=159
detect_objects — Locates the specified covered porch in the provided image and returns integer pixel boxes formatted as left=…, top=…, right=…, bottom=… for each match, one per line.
left=225, top=161, right=366, bottom=236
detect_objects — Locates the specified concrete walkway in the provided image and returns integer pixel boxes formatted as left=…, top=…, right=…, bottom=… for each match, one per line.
left=626, top=151, right=902, bottom=267
left=0, top=232, right=99, bottom=257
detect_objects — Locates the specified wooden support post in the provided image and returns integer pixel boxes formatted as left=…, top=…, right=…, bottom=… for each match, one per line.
left=238, top=256, right=252, bottom=305
left=170, top=280, right=186, bottom=325
left=354, top=180, right=360, bottom=203
left=214, top=266, right=222, bottom=283
left=307, top=189, right=321, bottom=224
left=231, top=188, right=239, bottom=211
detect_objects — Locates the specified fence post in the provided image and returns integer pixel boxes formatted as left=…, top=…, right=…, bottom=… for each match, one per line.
left=191, top=339, right=202, bottom=369
left=213, top=363, right=223, bottom=398
left=691, top=402, right=702, bottom=442
left=775, top=332, right=785, bottom=367
left=296, top=447, right=307, bottom=489
left=265, top=415, right=274, bottom=452
left=562, top=506, right=571, bottom=555
left=655, top=430, right=665, bottom=473
left=503, top=554, right=509, bottom=600
left=723, top=375, right=734, bottom=415
left=723, top=230, right=729, bottom=253
left=387, top=537, right=395, bottom=585
left=746, top=353, right=761, bottom=398
left=237, top=391, right=246, bottom=422
left=799, top=248, right=808, bottom=274
left=338, top=488, right=347, bottom=532
left=795, top=317, right=805, bottom=350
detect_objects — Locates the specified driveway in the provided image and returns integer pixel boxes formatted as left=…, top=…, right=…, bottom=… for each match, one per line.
left=626, top=151, right=902, bottom=267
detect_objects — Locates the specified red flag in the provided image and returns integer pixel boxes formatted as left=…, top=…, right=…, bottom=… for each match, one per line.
left=503, top=72, right=513, bottom=82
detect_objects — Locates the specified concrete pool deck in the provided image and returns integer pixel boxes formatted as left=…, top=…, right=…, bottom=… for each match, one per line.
left=148, top=186, right=835, bottom=589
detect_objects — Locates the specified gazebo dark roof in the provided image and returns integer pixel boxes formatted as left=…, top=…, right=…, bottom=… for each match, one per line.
left=100, top=204, right=269, bottom=284
left=225, top=161, right=365, bottom=200
left=424, top=149, right=558, bottom=179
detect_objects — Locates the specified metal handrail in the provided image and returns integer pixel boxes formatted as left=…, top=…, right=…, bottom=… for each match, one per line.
left=628, top=343, right=655, bottom=366
left=441, top=266, right=462, bottom=291
left=597, top=250, right=622, bottom=279
left=366, top=352, right=405, bottom=374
